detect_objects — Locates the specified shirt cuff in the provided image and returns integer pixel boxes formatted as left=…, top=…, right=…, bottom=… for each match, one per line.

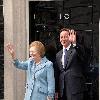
left=73, top=43, right=76, bottom=47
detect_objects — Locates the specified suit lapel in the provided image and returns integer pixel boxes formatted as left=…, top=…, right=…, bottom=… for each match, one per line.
left=34, top=64, right=46, bottom=73
left=59, top=50, right=63, bottom=66
left=57, top=50, right=64, bottom=70
left=65, top=47, right=76, bottom=69
left=34, top=57, right=47, bottom=73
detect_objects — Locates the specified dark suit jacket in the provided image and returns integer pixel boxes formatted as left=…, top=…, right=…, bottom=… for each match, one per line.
left=55, top=43, right=86, bottom=97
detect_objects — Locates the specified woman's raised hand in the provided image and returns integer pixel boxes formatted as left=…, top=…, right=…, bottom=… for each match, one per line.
left=6, top=43, right=16, bottom=59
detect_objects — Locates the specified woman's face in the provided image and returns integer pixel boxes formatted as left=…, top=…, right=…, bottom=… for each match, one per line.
left=29, top=46, right=41, bottom=61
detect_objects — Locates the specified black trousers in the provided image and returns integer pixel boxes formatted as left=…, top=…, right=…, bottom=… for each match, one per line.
left=59, top=80, right=83, bottom=100
left=62, top=86, right=67, bottom=100
left=59, top=89, right=83, bottom=100
left=59, top=80, right=67, bottom=100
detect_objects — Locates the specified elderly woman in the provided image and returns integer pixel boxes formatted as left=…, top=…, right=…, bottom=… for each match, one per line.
left=6, top=41, right=55, bottom=100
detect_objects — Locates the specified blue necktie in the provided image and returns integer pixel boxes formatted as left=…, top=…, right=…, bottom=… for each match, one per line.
left=64, top=48, right=67, bottom=68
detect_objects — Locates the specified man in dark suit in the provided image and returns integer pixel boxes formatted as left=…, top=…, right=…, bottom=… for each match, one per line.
left=55, top=28, right=86, bottom=100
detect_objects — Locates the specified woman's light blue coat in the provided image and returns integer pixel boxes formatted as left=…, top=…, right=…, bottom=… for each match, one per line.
left=13, top=56, right=55, bottom=100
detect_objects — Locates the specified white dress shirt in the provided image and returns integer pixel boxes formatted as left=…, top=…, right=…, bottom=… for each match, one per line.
left=62, top=44, right=71, bottom=68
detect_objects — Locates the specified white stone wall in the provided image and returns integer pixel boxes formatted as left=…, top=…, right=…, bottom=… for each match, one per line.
left=4, top=0, right=28, bottom=100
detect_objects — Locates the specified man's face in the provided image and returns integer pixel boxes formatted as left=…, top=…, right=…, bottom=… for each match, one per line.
left=60, top=31, right=70, bottom=48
